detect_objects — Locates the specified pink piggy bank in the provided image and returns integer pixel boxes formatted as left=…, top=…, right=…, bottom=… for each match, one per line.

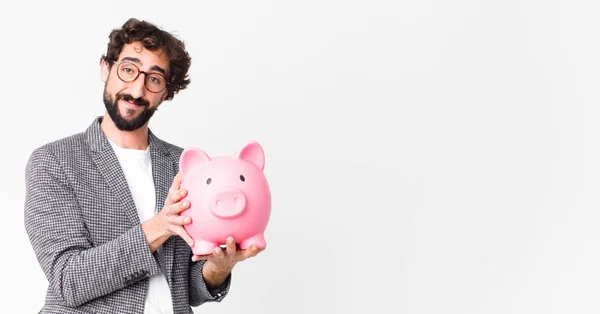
left=178, top=141, right=271, bottom=255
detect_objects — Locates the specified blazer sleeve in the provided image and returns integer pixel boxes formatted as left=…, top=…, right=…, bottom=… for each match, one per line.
left=24, top=147, right=162, bottom=307
left=188, top=259, right=232, bottom=306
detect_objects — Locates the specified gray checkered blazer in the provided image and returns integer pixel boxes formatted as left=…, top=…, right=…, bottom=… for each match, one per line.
left=24, top=116, right=231, bottom=314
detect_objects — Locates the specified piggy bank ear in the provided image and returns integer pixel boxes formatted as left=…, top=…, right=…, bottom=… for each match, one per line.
left=236, top=141, right=265, bottom=171
left=179, top=148, right=211, bottom=177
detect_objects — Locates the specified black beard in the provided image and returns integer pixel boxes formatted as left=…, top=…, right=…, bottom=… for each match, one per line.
left=103, top=88, right=157, bottom=131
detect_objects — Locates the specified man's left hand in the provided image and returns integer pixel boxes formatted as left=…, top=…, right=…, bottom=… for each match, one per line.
left=193, top=237, right=264, bottom=288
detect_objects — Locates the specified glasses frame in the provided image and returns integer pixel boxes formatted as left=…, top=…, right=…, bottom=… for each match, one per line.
left=112, top=61, right=169, bottom=93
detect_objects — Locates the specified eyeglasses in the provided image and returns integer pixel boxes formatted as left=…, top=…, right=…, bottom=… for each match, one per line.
left=113, top=61, right=169, bottom=93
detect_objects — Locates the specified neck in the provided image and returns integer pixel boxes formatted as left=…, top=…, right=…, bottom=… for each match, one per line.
left=100, top=112, right=149, bottom=150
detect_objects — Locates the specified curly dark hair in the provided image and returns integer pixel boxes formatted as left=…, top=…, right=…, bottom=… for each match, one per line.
left=100, top=18, right=191, bottom=101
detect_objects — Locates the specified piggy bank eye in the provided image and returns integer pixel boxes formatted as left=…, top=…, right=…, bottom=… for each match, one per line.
left=239, top=175, right=245, bottom=182
left=206, top=178, right=212, bottom=185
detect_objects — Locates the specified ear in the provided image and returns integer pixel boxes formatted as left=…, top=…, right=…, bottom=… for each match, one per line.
left=100, top=59, right=109, bottom=82
left=236, top=141, right=265, bottom=171
left=179, top=147, right=211, bottom=177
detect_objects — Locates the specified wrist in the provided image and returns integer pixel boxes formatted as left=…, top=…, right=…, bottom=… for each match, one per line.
left=205, top=260, right=232, bottom=275
left=202, top=260, right=232, bottom=289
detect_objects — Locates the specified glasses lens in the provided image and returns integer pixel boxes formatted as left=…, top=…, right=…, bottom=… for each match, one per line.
left=145, top=74, right=167, bottom=93
left=117, top=62, right=139, bottom=82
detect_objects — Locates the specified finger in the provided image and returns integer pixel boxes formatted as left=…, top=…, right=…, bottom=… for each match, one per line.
left=214, top=246, right=225, bottom=259
left=177, top=227, right=194, bottom=248
left=172, top=172, right=183, bottom=190
left=165, top=190, right=186, bottom=209
left=243, top=245, right=260, bottom=258
left=225, top=237, right=236, bottom=256
left=171, top=215, right=192, bottom=226
left=165, top=174, right=185, bottom=206
left=170, top=199, right=191, bottom=215
left=171, top=188, right=188, bottom=203
left=243, top=246, right=255, bottom=259
left=164, top=186, right=175, bottom=207
left=192, top=254, right=213, bottom=262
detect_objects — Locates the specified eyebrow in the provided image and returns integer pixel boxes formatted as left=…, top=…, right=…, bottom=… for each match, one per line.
left=120, top=56, right=167, bottom=76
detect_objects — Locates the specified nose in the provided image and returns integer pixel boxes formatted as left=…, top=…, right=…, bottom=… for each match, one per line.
left=127, top=74, right=147, bottom=99
left=210, top=188, right=247, bottom=219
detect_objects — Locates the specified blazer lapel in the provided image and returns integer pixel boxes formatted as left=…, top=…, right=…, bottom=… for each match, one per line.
left=87, top=117, right=140, bottom=226
left=149, top=130, right=178, bottom=285
left=86, top=117, right=179, bottom=284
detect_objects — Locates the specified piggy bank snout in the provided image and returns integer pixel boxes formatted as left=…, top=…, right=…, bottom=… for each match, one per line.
left=209, top=188, right=247, bottom=219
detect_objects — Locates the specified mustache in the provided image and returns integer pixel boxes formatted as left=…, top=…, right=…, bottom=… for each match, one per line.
left=117, top=93, right=150, bottom=107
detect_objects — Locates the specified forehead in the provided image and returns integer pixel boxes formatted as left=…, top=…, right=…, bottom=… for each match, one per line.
left=117, top=42, right=170, bottom=72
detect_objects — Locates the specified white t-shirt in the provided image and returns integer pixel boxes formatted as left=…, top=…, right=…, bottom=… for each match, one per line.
left=108, top=139, right=174, bottom=314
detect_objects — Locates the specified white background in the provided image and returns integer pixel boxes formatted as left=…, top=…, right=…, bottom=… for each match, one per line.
left=1, top=0, right=599, bottom=313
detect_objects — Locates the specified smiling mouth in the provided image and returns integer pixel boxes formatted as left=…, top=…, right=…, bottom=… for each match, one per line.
left=117, top=93, right=150, bottom=107
left=120, top=99, right=147, bottom=108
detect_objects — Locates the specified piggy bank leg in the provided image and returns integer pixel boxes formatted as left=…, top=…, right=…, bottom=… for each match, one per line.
left=240, top=233, right=266, bottom=250
left=192, top=239, right=220, bottom=255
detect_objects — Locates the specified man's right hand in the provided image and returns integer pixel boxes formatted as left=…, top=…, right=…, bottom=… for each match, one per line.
left=142, top=172, right=194, bottom=252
